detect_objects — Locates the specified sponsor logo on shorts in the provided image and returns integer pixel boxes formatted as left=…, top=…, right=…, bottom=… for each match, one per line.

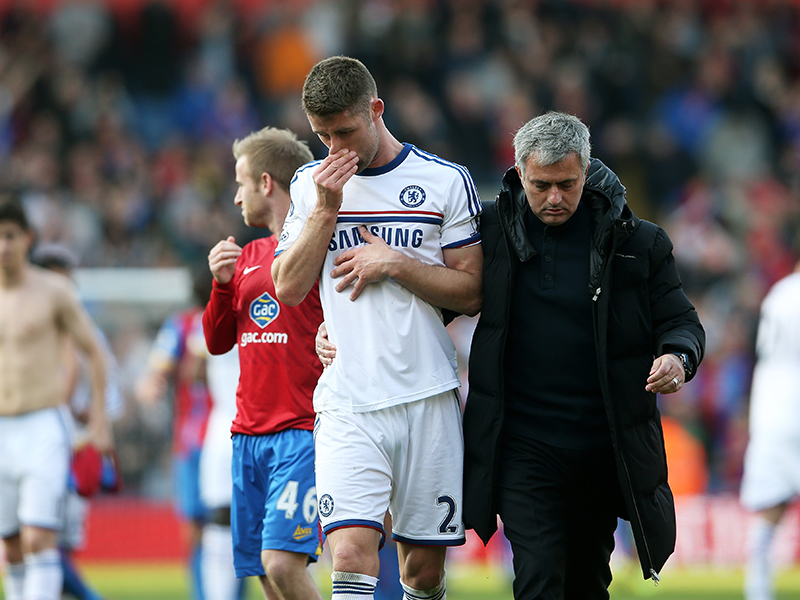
left=249, top=291, right=280, bottom=328
left=293, top=524, right=313, bottom=541
left=319, top=494, right=334, bottom=517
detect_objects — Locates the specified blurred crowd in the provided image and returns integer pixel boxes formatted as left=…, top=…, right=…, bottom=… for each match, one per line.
left=1, top=0, right=799, bottom=496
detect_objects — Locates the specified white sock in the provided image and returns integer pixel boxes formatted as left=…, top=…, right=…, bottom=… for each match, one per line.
left=2, top=562, right=25, bottom=600
left=401, top=577, right=446, bottom=600
left=331, top=571, right=378, bottom=599
left=23, top=548, right=63, bottom=600
left=201, top=524, right=239, bottom=600
left=745, top=516, right=777, bottom=600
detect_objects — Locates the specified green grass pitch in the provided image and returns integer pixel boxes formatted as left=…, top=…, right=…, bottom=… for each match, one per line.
left=3, top=561, right=799, bottom=599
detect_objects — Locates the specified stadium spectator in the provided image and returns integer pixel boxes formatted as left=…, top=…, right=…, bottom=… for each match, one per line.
left=203, top=126, right=324, bottom=600
left=272, top=55, right=482, bottom=600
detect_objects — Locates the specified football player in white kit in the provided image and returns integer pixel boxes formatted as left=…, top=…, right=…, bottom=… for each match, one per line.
left=0, top=199, right=114, bottom=600
left=273, top=56, right=483, bottom=600
left=31, top=243, right=124, bottom=600
left=740, top=260, right=800, bottom=600
left=200, top=346, right=243, bottom=600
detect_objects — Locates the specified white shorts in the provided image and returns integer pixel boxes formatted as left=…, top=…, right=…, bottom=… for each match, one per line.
left=740, top=434, right=800, bottom=511
left=314, top=390, right=465, bottom=547
left=0, top=407, right=71, bottom=536
left=200, top=409, right=234, bottom=510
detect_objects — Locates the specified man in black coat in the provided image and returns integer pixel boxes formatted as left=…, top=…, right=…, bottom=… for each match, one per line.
left=462, top=111, right=705, bottom=599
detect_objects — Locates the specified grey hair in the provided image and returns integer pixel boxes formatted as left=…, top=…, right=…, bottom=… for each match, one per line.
left=513, top=111, right=591, bottom=174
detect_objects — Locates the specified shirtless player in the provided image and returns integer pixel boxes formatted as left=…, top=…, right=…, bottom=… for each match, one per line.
left=0, top=198, right=113, bottom=600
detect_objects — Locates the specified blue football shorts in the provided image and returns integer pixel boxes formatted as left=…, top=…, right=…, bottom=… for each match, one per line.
left=173, top=448, right=207, bottom=521
left=231, top=429, right=321, bottom=577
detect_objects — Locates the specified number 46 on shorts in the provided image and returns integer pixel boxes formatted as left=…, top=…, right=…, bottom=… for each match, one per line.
left=276, top=481, right=318, bottom=523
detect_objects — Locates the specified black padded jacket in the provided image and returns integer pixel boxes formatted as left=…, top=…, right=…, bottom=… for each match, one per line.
left=462, top=158, right=705, bottom=580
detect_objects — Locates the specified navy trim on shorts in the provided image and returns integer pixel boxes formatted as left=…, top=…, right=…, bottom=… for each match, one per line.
left=392, top=533, right=466, bottom=547
left=323, top=519, right=386, bottom=550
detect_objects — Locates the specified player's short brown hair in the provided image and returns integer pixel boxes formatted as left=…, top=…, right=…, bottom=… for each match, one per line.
left=0, top=196, right=31, bottom=231
left=302, top=56, right=377, bottom=119
left=232, top=127, right=314, bottom=191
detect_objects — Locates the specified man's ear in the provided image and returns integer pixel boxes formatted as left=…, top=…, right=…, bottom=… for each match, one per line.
left=260, top=172, right=273, bottom=197
left=371, top=97, right=384, bottom=122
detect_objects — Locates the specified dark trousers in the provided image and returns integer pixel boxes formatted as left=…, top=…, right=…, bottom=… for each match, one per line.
left=497, top=435, right=625, bottom=600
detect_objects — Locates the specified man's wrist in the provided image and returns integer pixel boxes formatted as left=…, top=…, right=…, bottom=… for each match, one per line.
left=671, top=352, right=694, bottom=378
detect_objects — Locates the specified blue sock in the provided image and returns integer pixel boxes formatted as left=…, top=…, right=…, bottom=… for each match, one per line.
left=60, top=548, right=104, bottom=600
left=190, top=545, right=206, bottom=600
left=374, top=542, right=403, bottom=600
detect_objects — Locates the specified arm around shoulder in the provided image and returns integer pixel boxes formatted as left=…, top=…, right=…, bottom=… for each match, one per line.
left=386, top=243, right=483, bottom=316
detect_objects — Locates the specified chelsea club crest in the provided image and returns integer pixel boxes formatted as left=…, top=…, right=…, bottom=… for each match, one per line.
left=399, top=185, right=426, bottom=208
left=319, top=494, right=334, bottom=517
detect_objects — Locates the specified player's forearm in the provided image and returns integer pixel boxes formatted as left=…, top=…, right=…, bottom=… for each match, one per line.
left=87, top=350, right=113, bottom=450
left=203, top=284, right=238, bottom=354
left=273, top=206, right=338, bottom=306
left=387, top=255, right=483, bottom=316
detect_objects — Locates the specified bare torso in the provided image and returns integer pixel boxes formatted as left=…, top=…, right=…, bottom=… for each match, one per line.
left=0, top=266, right=73, bottom=415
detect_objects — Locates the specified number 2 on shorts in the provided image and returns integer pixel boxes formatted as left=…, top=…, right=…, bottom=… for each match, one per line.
left=437, top=494, right=458, bottom=533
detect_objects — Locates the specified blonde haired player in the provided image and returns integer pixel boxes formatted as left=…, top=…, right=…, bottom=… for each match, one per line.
left=204, top=126, right=324, bottom=600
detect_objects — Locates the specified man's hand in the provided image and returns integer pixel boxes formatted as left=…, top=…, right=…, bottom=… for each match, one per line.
left=87, top=414, right=114, bottom=454
left=645, top=353, right=685, bottom=394
left=313, top=148, right=359, bottom=211
left=208, top=236, right=242, bottom=284
left=315, top=322, right=337, bottom=368
left=331, top=226, right=402, bottom=301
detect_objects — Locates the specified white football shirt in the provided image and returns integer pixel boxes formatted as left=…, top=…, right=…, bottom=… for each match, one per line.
left=201, top=346, right=239, bottom=509
left=276, top=143, right=481, bottom=413
left=748, top=271, right=800, bottom=438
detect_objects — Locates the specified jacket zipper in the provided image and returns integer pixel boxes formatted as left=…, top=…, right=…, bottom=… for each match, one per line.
left=619, top=441, right=661, bottom=585
left=594, top=220, right=661, bottom=585
left=650, top=569, right=661, bottom=585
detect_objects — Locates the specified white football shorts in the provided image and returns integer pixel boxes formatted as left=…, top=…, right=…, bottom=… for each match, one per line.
left=0, top=407, right=71, bottom=536
left=314, top=389, right=466, bottom=547
left=740, top=434, right=800, bottom=511
left=200, top=409, right=234, bottom=510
